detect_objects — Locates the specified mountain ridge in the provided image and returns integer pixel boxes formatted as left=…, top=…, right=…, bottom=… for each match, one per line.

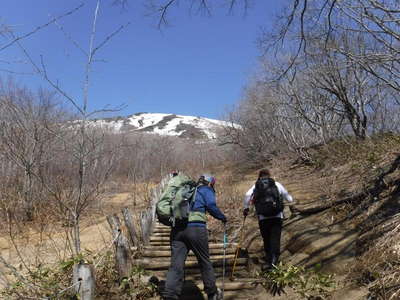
left=88, top=112, right=231, bottom=139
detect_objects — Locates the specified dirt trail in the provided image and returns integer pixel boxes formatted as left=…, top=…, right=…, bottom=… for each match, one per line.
left=275, top=164, right=369, bottom=298
left=137, top=165, right=369, bottom=299
left=230, top=164, right=370, bottom=299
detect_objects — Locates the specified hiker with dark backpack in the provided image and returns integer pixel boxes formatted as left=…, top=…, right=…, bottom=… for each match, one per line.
left=160, top=174, right=227, bottom=300
left=243, top=168, right=295, bottom=271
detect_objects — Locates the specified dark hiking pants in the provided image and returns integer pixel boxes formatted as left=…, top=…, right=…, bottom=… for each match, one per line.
left=163, top=226, right=218, bottom=299
left=258, top=218, right=283, bottom=266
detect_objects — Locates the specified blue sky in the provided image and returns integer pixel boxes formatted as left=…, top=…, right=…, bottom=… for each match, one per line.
left=1, top=0, right=283, bottom=119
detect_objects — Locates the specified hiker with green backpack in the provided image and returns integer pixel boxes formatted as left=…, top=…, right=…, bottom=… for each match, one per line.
left=157, top=174, right=227, bottom=300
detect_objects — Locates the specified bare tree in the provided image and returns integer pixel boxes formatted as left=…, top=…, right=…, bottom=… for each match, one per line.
left=260, top=0, right=400, bottom=93
left=221, top=27, right=400, bottom=163
left=0, top=80, right=64, bottom=221
left=220, top=81, right=292, bottom=165
left=5, top=0, right=129, bottom=255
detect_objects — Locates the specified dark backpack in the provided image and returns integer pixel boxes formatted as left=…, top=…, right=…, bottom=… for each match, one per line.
left=156, top=174, right=198, bottom=227
left=253, top=177, right=283, bottom=217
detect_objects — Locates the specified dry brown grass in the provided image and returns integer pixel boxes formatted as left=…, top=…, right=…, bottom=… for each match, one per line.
left=351, top=214, right=400, bottom=299
left=300, top=134, right=400, bottom=298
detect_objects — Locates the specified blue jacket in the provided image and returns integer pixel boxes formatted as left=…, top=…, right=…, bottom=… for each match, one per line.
left=188, top=185, right=226, bottom=227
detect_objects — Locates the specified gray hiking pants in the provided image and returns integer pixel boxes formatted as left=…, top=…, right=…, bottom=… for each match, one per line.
left=163, top=226, right=218, bottom=299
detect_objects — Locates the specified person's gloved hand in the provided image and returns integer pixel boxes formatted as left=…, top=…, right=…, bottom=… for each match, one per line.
left=243, top=208, right=249, bottom=217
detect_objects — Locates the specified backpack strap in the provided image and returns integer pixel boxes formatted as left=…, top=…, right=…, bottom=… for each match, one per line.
left=190, top=186, right=199, bottom=211
left=191, top=184, right=211, bottom=213
left=170, top=189, right=177, bottom=227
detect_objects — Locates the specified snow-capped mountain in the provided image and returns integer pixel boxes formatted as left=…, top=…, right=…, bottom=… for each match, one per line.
left=88, top=112, right=231, bottom=139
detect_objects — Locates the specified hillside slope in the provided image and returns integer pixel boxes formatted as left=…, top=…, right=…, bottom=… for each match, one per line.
left=228, top=135, right=400, bottom=299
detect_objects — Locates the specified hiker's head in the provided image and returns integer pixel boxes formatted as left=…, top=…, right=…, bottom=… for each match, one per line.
left=199, top=174, right=216, bottom=188
left=171, top=170, right=179, bottom=177
left=258, top=168, right=271, bottom=179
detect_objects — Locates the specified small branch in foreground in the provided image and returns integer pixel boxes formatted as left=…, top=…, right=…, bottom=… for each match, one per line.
left=0, top=3, right=84, bottom=52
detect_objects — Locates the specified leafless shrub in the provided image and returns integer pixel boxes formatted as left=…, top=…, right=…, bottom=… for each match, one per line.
left=0, top=79, right=67, bottom=221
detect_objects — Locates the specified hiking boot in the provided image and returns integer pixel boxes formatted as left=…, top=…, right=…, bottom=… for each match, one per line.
left=271, top=255, right=279, bottom=267
left=208, top=288, right=223, bottom=300
left=261, top=263, right=273, bottom=272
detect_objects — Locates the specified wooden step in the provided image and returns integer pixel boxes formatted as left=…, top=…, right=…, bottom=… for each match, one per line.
left=152, top=232, right=170, bottom=237
left=150, top=236, right=171, bottom=242
left=153, top=229, right=169, bottom=233
left=150, top=235, right=170, bottom=239
left=189, top=254, right=235, bottom=261
left=154, top=277, right=260, bottom=300
left=149, top=242, right=171, bottom=247
left=137, top=257, right=248, bottom=270
left=154, top=226, right=169, bottom=230
left=143, top=248, right=237, bottom=257
left=188, top=268, right=248, bottom=280
left=154, top=264, right=248, bottom=279
left=147, top=242, right=237, bottom=248
left=168, top=280, right=257, bottom=292
left=138, top=254, right=236, bottom=264
left=147, top=254, right=237, bottom=263
left=152, top=231, right=169, bottom=235
left=144, top=243, right=238, bottom=251
left=195, top=264, right=247, bottom=277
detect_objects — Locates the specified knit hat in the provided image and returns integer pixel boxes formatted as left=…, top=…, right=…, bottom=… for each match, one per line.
left=200, top=174, right=216, bottom=186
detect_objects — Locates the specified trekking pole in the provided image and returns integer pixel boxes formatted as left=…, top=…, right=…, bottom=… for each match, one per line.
left=222, top=223, right=227, bottom=299
left=229, top=216, right=246, bottom=281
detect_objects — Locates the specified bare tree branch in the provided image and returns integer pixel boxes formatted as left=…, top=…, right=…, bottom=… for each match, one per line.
left=91, top=22, right=130, bottom=58
left=52, top=17, right=88, bottom=57
left=158, top=0, right=177, bottom=28
left=0, top=3, right=84, bottom=52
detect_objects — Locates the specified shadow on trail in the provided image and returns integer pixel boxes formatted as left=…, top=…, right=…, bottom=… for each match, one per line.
left=298, top=201, right=397, bottom=270
left=154, top=278, right=205, bottom=300
left=295, top=229, right=358, bottom=266
left=283, top=213, right=314, bottom=228
left=180, top=280, right=205, bottom=300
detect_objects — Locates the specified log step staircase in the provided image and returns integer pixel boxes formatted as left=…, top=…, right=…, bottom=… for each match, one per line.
left=138, top=223, right=261, bottom=300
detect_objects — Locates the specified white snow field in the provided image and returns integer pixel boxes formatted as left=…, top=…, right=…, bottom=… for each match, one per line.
left=87, top=113, right=236, bottom=139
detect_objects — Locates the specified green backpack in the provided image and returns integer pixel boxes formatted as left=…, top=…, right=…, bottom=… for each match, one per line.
left=156, top=174, right=198, bottom=227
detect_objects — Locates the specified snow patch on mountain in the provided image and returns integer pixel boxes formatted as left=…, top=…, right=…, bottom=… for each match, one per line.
left=89, top=113, right=232, bottom=139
